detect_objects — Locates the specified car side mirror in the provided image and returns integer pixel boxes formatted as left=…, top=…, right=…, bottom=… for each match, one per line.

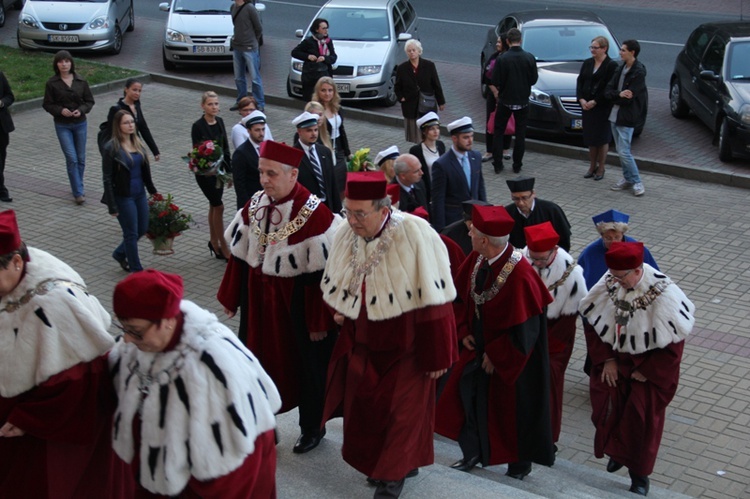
left=397, top=33, right=412, bottom=42
left=295, top=29, right=304, bottom=38
left=255, top=2, right=265, bottom=12
left=159, top=2, right=169, bottom=10
left=699, top=69, right=721, bottom=82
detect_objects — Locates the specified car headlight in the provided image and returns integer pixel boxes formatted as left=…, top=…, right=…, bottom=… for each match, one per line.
left=530, top=87, right=552, bottom=107
left=292, top=61, right=304, bottom=72
left=166, top=28, right=187, bottom=43
left=357, top=65, right=382, bottom=76
left=88, top=16, right=111, bottom=30
left=21, top=14, right=40, bottom=29
left=739, top=104, right=750, bottom=126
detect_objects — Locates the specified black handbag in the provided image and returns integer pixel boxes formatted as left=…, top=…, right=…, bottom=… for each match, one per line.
left=417, top=89, right=437, bottom=115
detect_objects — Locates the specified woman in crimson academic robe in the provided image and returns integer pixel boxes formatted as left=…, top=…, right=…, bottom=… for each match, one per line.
left=0, top=209, right=132, bottom=498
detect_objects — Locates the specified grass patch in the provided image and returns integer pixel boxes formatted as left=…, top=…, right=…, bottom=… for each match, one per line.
left=0, top=46, right=141, bottom=102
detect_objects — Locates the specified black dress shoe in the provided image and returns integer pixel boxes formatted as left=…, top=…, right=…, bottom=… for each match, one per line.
left=494, top=163, right=504, bottom=174
left=367, top=468, right=418, bottom=486
left=0, top=196, right=12, bottom=202
left=606, top=457, right=624, bottom=473
left=450, top=455, right=480, bottom=472
left=113, top=255, right=130, bottom=272
left=512, top=166, right=522, bottom=174
left=229, top=103, right=240, bottom=111
left=505, top=461, right=531, bottom=480
left=292, top=428, right=326, bottom=454
left=629, top=474, right=649, bottom=496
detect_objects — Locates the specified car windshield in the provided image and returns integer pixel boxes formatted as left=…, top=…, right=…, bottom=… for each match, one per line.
left=522, top=25, right=617, bottom=62
left=727, top=41, right=750, bottom=80
left=314, top=7, right=390, bottom=42
left=31, top=0, right=108, bottom=2
left=173, top=0, right=231, bottom=14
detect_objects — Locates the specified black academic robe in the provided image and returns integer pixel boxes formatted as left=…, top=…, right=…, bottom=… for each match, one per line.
left=504, top=199, right=571, bottom=252
left=231, top=139, right=262, bottom=210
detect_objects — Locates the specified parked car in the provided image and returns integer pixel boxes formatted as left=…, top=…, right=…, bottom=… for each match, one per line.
left=17, top=0, right=133, bottom=54
left=287, top=0, right=418, bottom=106
left=670, top=21, right=750, bottom=161
left=479, top=10, right=641, bottom=138
left=160, top=0, right=265, bottom=70
left=0, top=0, right=23, bottom=29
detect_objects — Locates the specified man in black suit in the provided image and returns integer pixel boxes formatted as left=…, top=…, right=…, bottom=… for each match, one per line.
left=491, top=27, right=538, bottom=174
left=293, top=111, right=341, bottom=213
left=231, top=110, right=266, bottom=210
left=392, top=154, right=428, bottom=214
left=504, top=176, right=572, bottom=252
left=431, top=117, right=487, bottom=231
left=0, top=72, right=15, bottom=203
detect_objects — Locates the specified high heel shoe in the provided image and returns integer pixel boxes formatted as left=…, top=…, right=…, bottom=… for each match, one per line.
left=594, top=170, right=605, bottom=181
left=208, top=241, right=227, bottom=260
left=583, top=170, right=595, bottom=179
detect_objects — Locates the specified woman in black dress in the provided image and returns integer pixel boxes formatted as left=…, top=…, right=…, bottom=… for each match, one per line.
left=576, top=36, right=618, bottom=180
left=191, top=91, right=231, bottom=260
left=394, top=39, right=445, bottom=143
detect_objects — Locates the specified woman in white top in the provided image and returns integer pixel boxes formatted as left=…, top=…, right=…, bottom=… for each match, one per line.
left=408, top=112, right=445, bottom=203
left=230, top=96, right=273, bottom=149
left=312, top=77, right=350, bottom=197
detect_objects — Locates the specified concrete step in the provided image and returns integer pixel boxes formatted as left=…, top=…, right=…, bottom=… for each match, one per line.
left=275, top=411, right=693, bottom=498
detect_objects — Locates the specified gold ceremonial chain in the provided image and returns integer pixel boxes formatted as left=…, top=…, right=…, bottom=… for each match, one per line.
left=470, top=250, right=522, bottom=316
left=605, top=275, right=672, bottom=326
left=1, top=278, right=88, bottom=314
left=249, top=194, right=320, bottom=252
left=548, top=262, right=577, bottom=292
left=346, top=211, right=403, bottom=296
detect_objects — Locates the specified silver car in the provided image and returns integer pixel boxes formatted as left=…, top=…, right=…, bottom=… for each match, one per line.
left=160, top=0, right=265, bottom=70
left=17, top=0, right=134, bottom=54
left=0, top=0, right=23, bottom=29
left=287, top=0, right=418, bottom=106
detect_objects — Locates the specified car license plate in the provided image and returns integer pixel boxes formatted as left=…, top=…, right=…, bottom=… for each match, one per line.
left=194, top=46, right=224, bottom=54
left=336, top=83, right=350, bottom=93
left=48, top=35, right=79, bottom=43
left=571, top=119, right=583, bottom=130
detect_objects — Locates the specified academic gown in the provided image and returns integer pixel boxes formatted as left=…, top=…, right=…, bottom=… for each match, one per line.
left=436, top=246, right=555, bottom=467
left=505, top=199, right=572, bottom=252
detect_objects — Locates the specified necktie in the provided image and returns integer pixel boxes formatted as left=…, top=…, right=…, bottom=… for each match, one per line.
left=461, top=154, right=471, bottom=188
left=308, top=149, right=327, bottom=201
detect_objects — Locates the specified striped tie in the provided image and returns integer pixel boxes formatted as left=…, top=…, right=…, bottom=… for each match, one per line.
left=309, top=149, right=327, bottom=201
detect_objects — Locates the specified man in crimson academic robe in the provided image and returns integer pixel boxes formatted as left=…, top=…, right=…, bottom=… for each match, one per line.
left=521, top=221, right=587, bottom=448
left=217, top=140, right=341, bottom=454
left=0, top=210, right=132, bottom=497
left=321, top=171, right=457, bottom=498
left=435, top=204, right=555, bottom=480
left=579, top=242, right=694, bottom=496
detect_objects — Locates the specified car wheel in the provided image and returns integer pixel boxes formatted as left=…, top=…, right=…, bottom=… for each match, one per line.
left=718, top=117, right=733, bottom=162
left=380, top=72, right=398, bottom=107
left=0, top=4, right=6, bottom=28
left=480, top=54, right=487, bottom=99
left=162, top=49, right=177, bottom=70
left=669, top=79, right=689, bottom=118
left=126, top=1, right=135, bottom=32
left=110, top=25, right=122, bottom=54
left=286, top=77, right=295, bottom=98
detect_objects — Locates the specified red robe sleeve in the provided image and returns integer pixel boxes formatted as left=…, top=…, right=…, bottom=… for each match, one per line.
left=632, top=341, right=684, bottom=392
left=484, top=317, right=540, bottom=386
left=414, top=302, right=458, bottom=372
left=584, top=322, right=615, bottom=367
left=217, top=256, right=243, bottom=313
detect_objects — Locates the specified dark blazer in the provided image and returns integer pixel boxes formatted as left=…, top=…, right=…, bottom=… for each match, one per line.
left=100, top=142, right=157, bottom=214
left=491, top=46, right=538, bottom=106
left=232, top=139, right=262, bottom=210
left=294, top=141, right=341, bottom=213
left=409, top=140, right=445, bottom=202
left=107, top=98, right=160, bottom=156
left=291, top=36, right=337, bottom=84
left=431, top=149, right=486, bottom=231
left=394, top=58, right=446, bottom=119
left=0, top=72, right=15, bottom=135
left=576, top=56, right=618, bottom=103
left=191, top=116, right=232, bottom=172
left=42, top=73, right=95, bottom=124
left=605, top=60, right=648, bottom=128
left=392, top=178, right=428, bottom=214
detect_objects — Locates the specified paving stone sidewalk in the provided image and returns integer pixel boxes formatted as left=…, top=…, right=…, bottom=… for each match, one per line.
left=6, top=83, right=749, bottom=498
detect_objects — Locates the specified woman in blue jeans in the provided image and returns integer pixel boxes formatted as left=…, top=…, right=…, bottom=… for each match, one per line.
left=102, top=110, right=158, bottom=272
left=42, top=50, right=95, bottom=205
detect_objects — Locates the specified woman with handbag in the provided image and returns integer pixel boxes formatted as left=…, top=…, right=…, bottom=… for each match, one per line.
left=483, top=36, right=512, bottom=163
left=292, top=18, right=337, bottom=103
left=394, top=39, right=445, bottom=143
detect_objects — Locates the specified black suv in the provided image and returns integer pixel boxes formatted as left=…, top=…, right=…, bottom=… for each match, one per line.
left=670, top=22, right=750, bottom=161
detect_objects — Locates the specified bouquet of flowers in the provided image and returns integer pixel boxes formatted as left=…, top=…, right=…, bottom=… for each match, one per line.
left=182, top=140, right=231, bottom=187
left=347, top=147, right=375, bottom=172
left=146, top=193, right=193, bottom=244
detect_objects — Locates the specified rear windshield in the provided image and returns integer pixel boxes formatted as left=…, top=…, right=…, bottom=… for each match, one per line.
left=314, top=7, right=390, bottom=42
left=522, top=25, right=618, bottom=62
left=173, top=0, right=231, bottom=14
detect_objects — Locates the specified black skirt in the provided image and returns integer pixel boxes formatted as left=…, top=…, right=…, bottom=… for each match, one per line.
left=582, top=105, right=612, bottom=147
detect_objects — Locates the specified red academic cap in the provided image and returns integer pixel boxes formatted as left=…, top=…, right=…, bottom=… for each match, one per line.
left=472, top=204, right=514, bottom=237
left=345, top=171, right=387, bottom=200
left=259, top=140, right=304, bottom=168
left=386, top=184, right=400, bottom=205
left=113, top=269, right=183, bottom=321
left=605, top=241, right=644, bottom=271
left=0, top=210, right=21, bottom=255
left=412, top=206, right=430, bottom=221
left=524, top=222, right=559, bottom=252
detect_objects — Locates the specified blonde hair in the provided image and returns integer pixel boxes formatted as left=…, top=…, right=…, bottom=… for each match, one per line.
left=201, top=90, right=219, bottom=105
left=304, top=101, right=332, bottom=151
left=312, top=77, right=341, bottom=114
left=111, top=110, right=147, bottom=158
left=380, top=159, right=396, bottom=183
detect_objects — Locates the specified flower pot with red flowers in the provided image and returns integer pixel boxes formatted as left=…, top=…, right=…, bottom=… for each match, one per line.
left=146, top=193, right=193, bottom=255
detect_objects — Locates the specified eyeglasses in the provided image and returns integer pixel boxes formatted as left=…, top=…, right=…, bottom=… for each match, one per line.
left=511, top=194, right=532, bottom=203
left=602, top=235, right=622, bottom=243
left=589, top=45, right=603, bottom=50
left=113, top=320, right=154, bottom=340
left=610, top=269, right=634, bottom=282
left=341, top=208, right=378, bottom=222
left=528, top=250, right=554, bottom=263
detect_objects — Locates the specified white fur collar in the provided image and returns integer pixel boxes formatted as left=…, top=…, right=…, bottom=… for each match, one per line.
left=225, top=190, right=340, bottom=277
left=109, top=300, right=281, bottom=496
left=322, top=212, right=456, bottom=321
left=0, top=248, right=114, bottom=398
left=579, top=264, right=695, bottom=354
left=521, top=247, right=587, bottom=319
